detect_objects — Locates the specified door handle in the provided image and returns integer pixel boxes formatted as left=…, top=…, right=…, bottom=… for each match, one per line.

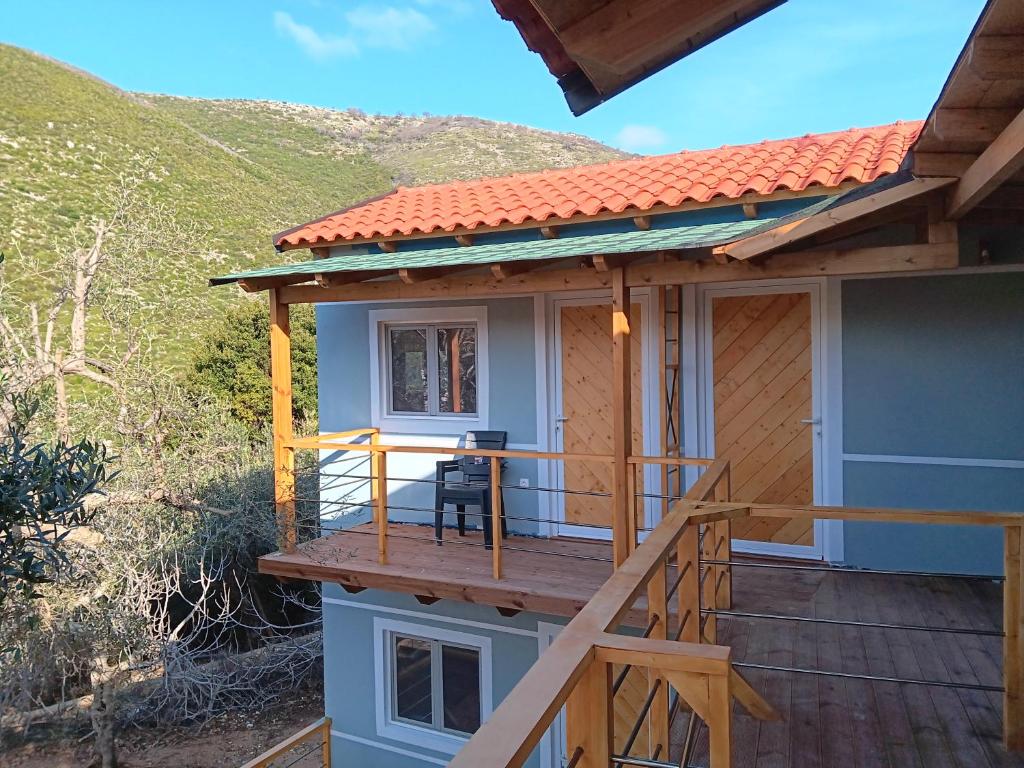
left=800, top=417, right=821, bottom=425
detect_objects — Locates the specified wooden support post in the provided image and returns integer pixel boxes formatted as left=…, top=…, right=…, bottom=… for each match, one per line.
left=714, top=467, right=733, bottom=610
left=702, top=523, right=717, bottom=644
left=708, top=673, right=733, bottom=768
left=566, top=660, right=613, bottom=768
left=677, top=522, right=700, bottom=643
left=627, top=462, right=638, bottom=551
left=269, top=289, right=296, bottom=554
left=1006, top=525, right=1023, bottom=750
left=369, top=431, right=380, bottom=503
left=321, top=717, right=332, bottom=767
left=647, top=563, right=669, bottom=758
left=374, top=449, right=388, bottom=565
left=491, top=458, right=503, bottom=580
left=611, top=267, right=633, bottom=567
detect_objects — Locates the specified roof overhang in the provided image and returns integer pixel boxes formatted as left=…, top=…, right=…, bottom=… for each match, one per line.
left=910, top=0, right=1024, bottom=220
left=492, top=0, right=786, bottom=115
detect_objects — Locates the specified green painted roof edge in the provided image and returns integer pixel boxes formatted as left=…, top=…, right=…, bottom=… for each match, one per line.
left=210, top=189, right=863, bottom=287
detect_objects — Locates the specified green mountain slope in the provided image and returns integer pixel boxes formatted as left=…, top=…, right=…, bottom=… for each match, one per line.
left=0, top=44, right=625, bottom=364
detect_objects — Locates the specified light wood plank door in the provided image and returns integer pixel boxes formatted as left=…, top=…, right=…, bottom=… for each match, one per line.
left=711, top=292, right=816, bottom=546
left=559, top=302, right=643, bottom=529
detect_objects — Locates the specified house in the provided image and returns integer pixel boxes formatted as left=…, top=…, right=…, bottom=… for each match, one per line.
left=226, top=2, right=1023, bottom=767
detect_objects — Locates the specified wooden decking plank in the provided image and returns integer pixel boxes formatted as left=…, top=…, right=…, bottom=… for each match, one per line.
left=833, top=570, right=889, bottom=768
left=894, top=576, right=994, bottom=768
left=790, top=601, right=824, bottom=768
left=855, top=573, right=924, bottom=767
left=804, top=573, right=853, bottom=768
left=869, top=575, right=957, bottom=767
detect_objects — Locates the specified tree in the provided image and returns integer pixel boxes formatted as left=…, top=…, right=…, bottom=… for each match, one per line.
left=185, top=299, right=317, bottom=441
left=0, top=382, right=111, bottom=617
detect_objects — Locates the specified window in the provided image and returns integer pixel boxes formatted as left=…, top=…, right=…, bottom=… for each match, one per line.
left=386, top=323, right=478, bottom=416
left=391, top=633, right=481, bottom=735
left=374, top=618, right=492, bottom=754
left=369, top=307, right=488, bottom=434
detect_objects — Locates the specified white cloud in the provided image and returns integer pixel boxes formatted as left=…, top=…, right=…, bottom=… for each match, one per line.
left=273, top=11, right=358, bottom=60
left=274, top=6, right=436, bottom=60
left=615, top=124, right=669, bottom=153
left=345, top=7, right=434, bottom=51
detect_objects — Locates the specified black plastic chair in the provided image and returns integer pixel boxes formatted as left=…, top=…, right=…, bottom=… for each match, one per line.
left=434, top=431, right=508, bottom=549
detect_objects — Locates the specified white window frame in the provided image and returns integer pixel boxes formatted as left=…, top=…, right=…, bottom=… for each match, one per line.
left=373, top=617, right=493, bottom=756
left=369, top=306, right=489, bottom=435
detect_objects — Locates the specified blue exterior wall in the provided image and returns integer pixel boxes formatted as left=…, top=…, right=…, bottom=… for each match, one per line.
left=316, top=296, right=545, bottom=536
left=840, top=270, right=1024, bottom=574
left=321, top=583, right=566, bottom=767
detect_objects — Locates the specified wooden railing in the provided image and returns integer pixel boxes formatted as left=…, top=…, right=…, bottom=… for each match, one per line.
left=275, top=427, right=716, bottom=580
left=445, top=465, right=1024, bottom=765
left=240, top=716, right=331, bottom=768
left=447, top=458, right=779, bottom=768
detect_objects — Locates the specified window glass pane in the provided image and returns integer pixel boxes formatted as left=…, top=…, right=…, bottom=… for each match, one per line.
left=441, top=644, right=481, bottom=734
left=389, top=327, right=428, bottom=413
left=394, top=635, right=433, bottom=725
left=436, top=326, right=477, bottom=414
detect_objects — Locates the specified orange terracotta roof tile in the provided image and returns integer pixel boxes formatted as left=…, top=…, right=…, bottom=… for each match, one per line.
left=275, top=121, right=923, bottom=249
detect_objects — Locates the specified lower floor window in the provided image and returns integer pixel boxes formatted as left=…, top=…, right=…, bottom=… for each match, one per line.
left=375, top=618, right=492, bottom=753
left=392, top=632, right=482, bottom=735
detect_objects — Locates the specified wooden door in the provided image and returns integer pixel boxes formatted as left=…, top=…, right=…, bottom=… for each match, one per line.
left=559, top=302, right=643, bottom=529
left=711, top=291, right=815, bottom=546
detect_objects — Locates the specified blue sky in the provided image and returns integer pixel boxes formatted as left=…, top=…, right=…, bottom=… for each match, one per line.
left=1, top=0, right=984, bottom=153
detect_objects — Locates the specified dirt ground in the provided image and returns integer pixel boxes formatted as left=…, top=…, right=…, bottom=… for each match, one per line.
left=3, top=690, right=324, bottom=768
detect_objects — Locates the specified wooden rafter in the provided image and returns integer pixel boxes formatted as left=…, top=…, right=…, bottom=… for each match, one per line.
left=315, top=269, right=393, bottom=287
left=714, top=177, right=956, bottom=261
left=592, top=254, right=630, bottom=272
left=931, top=108, right=1018, bottom=145
left=967, top=34, right=1024, bottom=81
left=947, top=107, right=1024, bottom=219
left=397, top=265, right=470, bottom=284
left=238, top=275, right=312, bottom=292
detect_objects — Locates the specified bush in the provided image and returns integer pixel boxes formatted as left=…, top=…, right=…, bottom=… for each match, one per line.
left=185, top=299, right=317, bottom=441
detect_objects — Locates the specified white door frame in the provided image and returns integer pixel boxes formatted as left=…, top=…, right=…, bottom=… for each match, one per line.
left=686, top=276, right=844, bottom=561
left=546, top=289, right=661, bottom=540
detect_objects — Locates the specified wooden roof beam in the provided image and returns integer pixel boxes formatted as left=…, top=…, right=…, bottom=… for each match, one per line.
left=931, top=108, right=1018, bottom=145
left=592, top=254, right=631, bottom=272
left=238, top=275, right=313, bottom=292
left=947, top=107, right=1024, bottom=219
left=912, top=152, right=978, bottom=177
left=967, top=35, right=1024, bottom=81
left=715, top=177, right=955, bottom=261
left=315, top=269, right=394, bottom=287
left=398, top=265, right=473, bottom=284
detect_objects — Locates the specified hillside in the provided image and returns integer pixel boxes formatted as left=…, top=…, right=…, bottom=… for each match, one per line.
left=0, top=44, right=625, bottom=363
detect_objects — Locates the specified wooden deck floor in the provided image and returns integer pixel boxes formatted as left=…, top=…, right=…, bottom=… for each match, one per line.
left=672, top=565, right=1017, bottom=768
left=258, top=524, right=1018, bottom=766
left=258, top=523, right=624, bottom=620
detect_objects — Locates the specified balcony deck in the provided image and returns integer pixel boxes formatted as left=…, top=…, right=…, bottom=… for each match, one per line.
left=672, top=564, right=1018, bottom=768
left=258, top=523, right=629, bottom=621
